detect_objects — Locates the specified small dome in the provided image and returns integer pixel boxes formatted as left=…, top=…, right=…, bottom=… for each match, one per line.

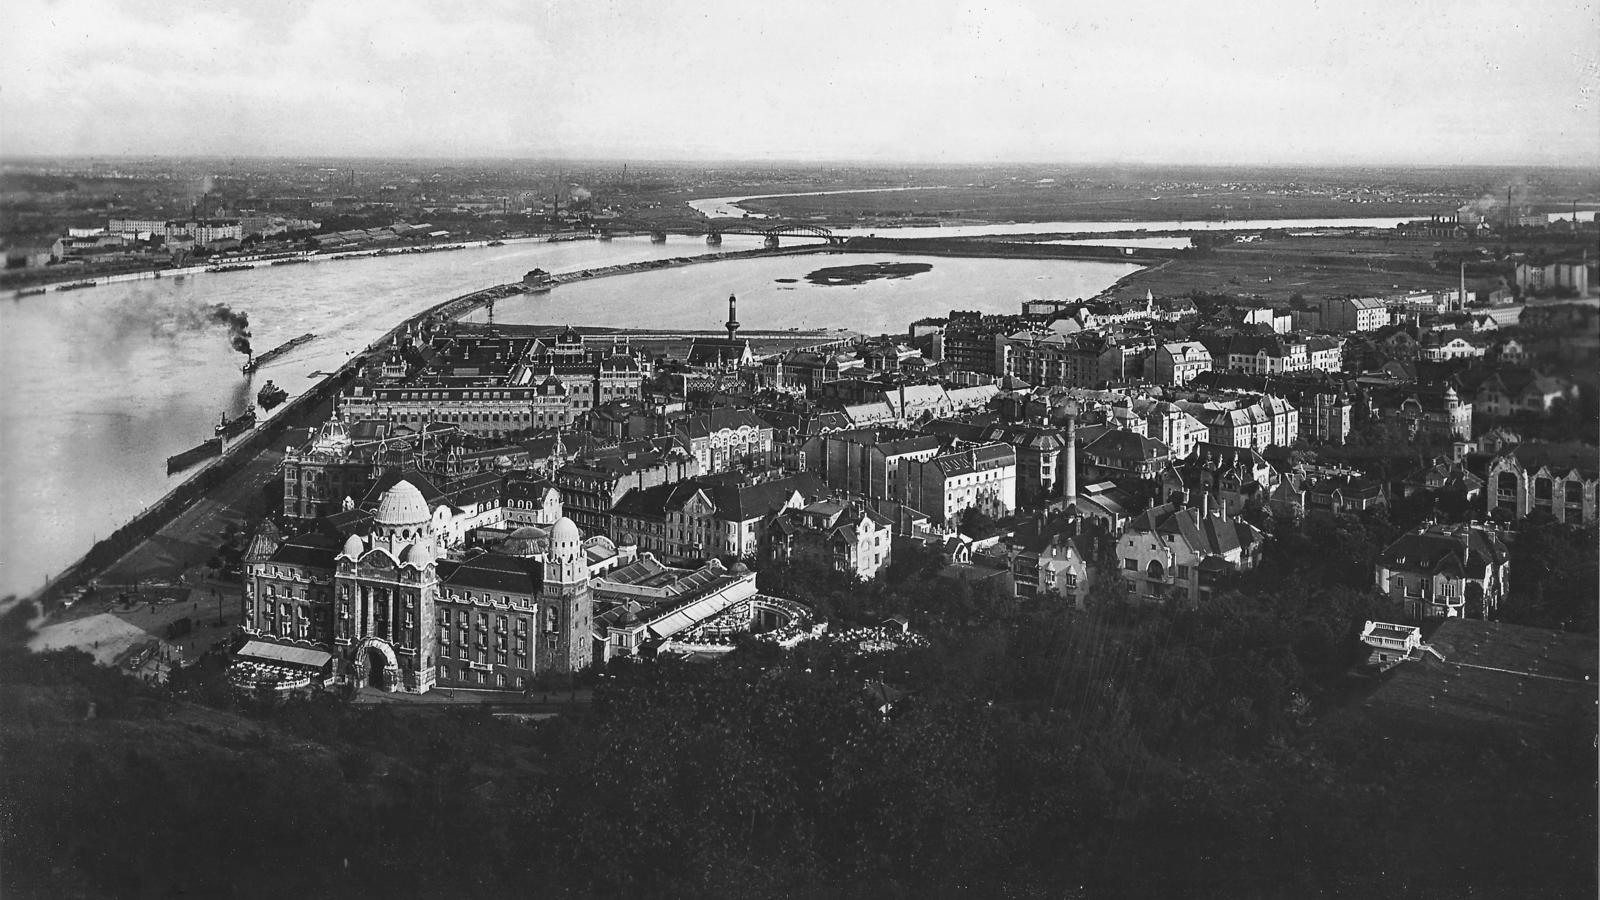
left=501, top=525, right=549, bottom=557
left=341, top=533, right=364, bottom=559
left=551, top=516, right=581, bottom=544
left=245, top=521, right=283, bottom=563
left=399, top=542, right=431, bottom=567
left=375, top=480, right=429, bottom=526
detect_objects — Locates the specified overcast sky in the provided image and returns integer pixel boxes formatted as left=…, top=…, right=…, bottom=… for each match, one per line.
left=3, top=0, right=1597, bottom=165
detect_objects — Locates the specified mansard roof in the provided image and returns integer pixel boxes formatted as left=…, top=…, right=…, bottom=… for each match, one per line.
left=439, top=553, right=543, bottom=595
left=1082, top=429, right=1169, bottom=462
left=267, top=535, right=343, bottom=570
left=1126, top=505, right=1263, bottom=558
left=1380, top=526, right=1506, bottom=576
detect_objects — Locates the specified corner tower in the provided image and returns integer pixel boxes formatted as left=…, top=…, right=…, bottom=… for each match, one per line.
left=540, top=516, right=593, bottom=674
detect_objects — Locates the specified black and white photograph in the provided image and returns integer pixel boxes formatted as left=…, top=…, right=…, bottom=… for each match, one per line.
left=1, top=1, right=1596, bottom=897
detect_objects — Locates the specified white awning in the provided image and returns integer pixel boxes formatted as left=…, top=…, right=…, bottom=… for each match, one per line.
left=237, top=640, right=332, bottom=669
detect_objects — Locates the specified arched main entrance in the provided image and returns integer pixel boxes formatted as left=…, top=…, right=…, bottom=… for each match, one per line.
left=352, top=638, right=401, bottom=692
left=364, top=648, right=387, bottom=688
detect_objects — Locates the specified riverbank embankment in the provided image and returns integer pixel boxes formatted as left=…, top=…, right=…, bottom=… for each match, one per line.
left=20, top=279, right=522, bottom=610
left=838, top=235, right=1183, bottom=264
left=18, top=243, right=840, bottom=609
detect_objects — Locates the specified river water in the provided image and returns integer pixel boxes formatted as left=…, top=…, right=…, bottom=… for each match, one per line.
left=462, top=252, right=1139, bottom=335
left=0, top=234, right=779, bottom=596
left=0, top=205, right=1428, bottom=598
left=0, top=230, right=1138, bottom=597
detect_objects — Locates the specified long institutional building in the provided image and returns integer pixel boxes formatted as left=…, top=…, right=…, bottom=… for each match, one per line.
left=243, top=481, right=597, bottom=693
left=340, top=324, right=646, bottom=438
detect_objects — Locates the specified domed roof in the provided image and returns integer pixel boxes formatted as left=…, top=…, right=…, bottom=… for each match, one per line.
left=375, top=480, right=429, bottom=526
left=500, top=525, right=549, bottom=558
left=341, top=533, right=364, bottom=559
left=399, top=542, right=432, bottom=567
left=245, top=520, right=283, bottom=563
left=551, top=516, right=581, bottom=544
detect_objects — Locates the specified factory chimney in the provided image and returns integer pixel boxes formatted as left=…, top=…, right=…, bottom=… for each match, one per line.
left=726, top=294, right=740, bottom=341
left=1063, top=397, right=1079, bottom=512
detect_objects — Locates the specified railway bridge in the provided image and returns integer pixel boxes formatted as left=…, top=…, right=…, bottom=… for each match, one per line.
left=593, top=217, right=839, bottom=247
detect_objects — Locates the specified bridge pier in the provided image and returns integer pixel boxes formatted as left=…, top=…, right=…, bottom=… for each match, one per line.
left=650, top=230, right=667, bottom=244
left=705, top=232, right=722, bottom=246
left=763, top=234, right=780, bottom=249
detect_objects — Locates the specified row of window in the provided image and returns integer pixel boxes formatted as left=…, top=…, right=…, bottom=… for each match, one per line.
left=1122, top=558, right=1193, bottom=580
left=439, top=607, right=559, bottom=634
left=438, top=667, right=525, bottom=688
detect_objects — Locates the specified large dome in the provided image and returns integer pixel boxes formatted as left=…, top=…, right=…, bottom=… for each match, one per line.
left=375, top=480, right=430, bottom=526
left=551, top=516, right=581, bottom=544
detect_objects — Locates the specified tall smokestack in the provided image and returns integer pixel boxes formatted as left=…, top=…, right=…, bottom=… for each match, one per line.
left=1064, top=398, right=1079, bottom=511
left=1459, top=262, right=1466, bottom=311
left=726, top=294, right=740, bottom=341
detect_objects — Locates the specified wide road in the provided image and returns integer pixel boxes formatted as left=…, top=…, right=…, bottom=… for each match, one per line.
left=99, top=435, right=297, bottom=587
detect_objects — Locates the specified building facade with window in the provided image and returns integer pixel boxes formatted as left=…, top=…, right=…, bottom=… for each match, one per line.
left=1375, top=523, right=1509, bottom=619
left=1485, top=446, right=1599, bottom=525
left=1116, top=505, right=1264, bottom=603
left=432, top=516, right=593, bottom=689
left=763, top=499, right=894, bottom=579
left=240, top=479, right=593, bottom=694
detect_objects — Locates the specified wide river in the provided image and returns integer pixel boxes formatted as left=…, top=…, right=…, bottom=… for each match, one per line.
left=0, top=230, right=1141, bottom=597
left=0, top=206, right=1432, bottom=598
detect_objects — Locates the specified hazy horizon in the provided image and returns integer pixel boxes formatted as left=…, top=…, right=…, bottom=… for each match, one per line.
left=3, top=0, right=1598, bottom=167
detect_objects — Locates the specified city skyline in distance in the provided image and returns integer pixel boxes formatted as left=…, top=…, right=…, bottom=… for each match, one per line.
left=2, top=0, right=1598, bottom=168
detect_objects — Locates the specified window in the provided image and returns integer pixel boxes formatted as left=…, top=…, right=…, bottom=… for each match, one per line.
left=1124, top=558, right=1137, bottom=570
left=1176, top=565, right=1190, bottom=580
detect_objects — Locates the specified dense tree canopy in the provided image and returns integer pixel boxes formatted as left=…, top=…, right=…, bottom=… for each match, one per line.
left=2, top=513, right=1594, bottom=898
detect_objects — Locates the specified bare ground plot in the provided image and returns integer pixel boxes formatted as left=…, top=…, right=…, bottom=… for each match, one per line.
left=1102, top=235, right=1461, bottom=302
left=732, top=184, right=1444, bottom=225
left=32, top=584, right=244, bottom=669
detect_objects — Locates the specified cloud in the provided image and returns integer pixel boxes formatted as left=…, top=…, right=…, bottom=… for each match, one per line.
left=1, top=0, right=1596, bottom=165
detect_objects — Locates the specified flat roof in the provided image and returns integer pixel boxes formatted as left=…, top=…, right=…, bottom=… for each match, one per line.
left=237, top=640, right=332, bottom=670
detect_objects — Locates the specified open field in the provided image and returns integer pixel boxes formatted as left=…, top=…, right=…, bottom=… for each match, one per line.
left=1101, top=233, right=1464, bottom=302
left=30, top=582, right=244, bottom=675
left=733, top=183, right=1444, bottom=225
